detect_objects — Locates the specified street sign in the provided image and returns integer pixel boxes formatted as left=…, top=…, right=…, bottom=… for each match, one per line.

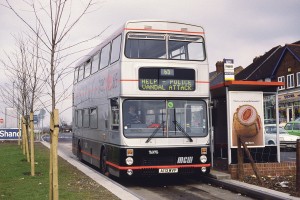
left=223, top=59, right=235, bottom=81
left=39, top=108, right=46, bottom=117
left=0, top=128, right=20, bottom=140
left=34, top=115, right=38, bottom=124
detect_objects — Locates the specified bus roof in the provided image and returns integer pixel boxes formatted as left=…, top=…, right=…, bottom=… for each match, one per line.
left=75, top=20, right=205, bottom=68
left=124, top=20, right=205, bottom=34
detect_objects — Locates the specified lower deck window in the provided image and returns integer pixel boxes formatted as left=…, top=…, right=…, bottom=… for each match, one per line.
left=90, top=107, right=98, bottom=129
left=76, top=110, right=83, bottom=127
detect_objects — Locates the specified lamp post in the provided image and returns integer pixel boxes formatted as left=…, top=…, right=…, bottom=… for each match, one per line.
left=12, top=81, right=15, bottom=108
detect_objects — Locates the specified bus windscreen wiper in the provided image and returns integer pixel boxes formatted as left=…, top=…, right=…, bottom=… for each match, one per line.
left=173, top=120, right=193, bottom=142
left=145, top=121, right=165, bottom=143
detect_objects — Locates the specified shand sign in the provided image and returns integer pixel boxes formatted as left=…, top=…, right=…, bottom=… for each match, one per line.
left=0, top=128, right=20, bottom=140
left=223, top=59, right=235, bottom=81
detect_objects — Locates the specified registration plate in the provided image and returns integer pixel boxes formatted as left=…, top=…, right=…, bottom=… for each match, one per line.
left=158, top=168, right=178, bottom=173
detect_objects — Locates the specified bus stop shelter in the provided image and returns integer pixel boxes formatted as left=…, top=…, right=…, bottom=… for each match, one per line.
left=210, top=80, right=284, bottom=170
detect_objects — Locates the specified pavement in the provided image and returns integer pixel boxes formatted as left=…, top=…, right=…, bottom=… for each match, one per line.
left=205, top=170, right=299, bottom=200
left=41, top=141, right=299, bottom=200
left=41, top=141, right=141, bottom=200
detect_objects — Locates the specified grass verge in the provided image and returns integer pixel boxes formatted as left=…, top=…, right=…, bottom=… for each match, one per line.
left=0, top=142, right=119, bottom=200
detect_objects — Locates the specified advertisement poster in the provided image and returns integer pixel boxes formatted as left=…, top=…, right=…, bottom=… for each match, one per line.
left=229, top=91, right=264, bottom=148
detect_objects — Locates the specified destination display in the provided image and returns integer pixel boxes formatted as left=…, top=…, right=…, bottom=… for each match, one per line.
left=139, top=68, right=195, bottom=91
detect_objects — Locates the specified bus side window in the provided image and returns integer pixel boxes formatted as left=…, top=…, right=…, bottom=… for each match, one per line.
left=110, top=99, right=119, bottom=130
left=78, top=65, right=84, bottom=82
left=75, top=110, right=78, bottom=127
left=111, top=34, right=122, bottom=64
left=84, top=60, right=91, bottom=78
left=100, top=43, right=111, bottom=69
left=74, top=67, right=79, bottom=84
left=77, top=109, right=83, bottom=128
left=83, top=108, right=90, bottom=128
left=90, top=107, right=98, bottom=129
left=91, top=52, right=100, bottom=74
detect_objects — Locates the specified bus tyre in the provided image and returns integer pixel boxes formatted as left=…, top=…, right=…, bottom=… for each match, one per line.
left=100, top=149, right=109, bottom=176
left=77, top=142, right=82, bottom=161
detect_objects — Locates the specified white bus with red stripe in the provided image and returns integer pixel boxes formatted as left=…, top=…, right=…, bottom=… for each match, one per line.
left=72, top=20, right=211, bottom=177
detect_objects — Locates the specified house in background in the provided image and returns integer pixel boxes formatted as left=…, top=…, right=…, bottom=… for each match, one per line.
left=235, top=41, right=300, bottom=123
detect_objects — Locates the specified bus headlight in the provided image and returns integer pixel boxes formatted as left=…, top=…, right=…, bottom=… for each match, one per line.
left=200, top=155, right=207, bottom=163
left=126, top=157, right=134, bottom=165
left=201, top=167, right=207, bottom=173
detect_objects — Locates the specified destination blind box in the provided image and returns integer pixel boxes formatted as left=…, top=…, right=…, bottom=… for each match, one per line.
left=139, top=67, right=195, bottom=91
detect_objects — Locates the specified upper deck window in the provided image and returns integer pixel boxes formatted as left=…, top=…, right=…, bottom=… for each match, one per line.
left=125, top=33, right=166, bottom=59
left=169, top=35, right=205, bottom=61
left=91, top=52, right=100, bottom=74
left=125, top=32, right=205, bottom=61
left=100, top=43, right=111, bottom=69
left=74, top=67, right=78, bottom=84
left=111, top=34, right=122, bottom=64
left=78, top=65, right=84, bottom=82
left=84, top=60, right=91, bottom=78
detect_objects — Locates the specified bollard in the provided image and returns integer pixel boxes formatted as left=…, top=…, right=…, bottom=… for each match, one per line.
left=297, top=139, right=300, bottom=196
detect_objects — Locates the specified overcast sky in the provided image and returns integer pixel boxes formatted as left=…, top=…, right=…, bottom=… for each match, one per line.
left=0, top=0, right=299, bottom=124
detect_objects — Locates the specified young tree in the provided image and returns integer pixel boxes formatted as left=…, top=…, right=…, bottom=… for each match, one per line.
left=0, top=33, right=46, bottom=175
left=1, top=36, right=31, bottom=160
left=1, top=1, right=103, bottom=199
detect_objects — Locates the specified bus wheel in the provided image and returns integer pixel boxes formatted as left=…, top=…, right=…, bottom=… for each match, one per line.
left=100, top=149, right=109, bottom=176
left=77, top=142, right=82, bottom=161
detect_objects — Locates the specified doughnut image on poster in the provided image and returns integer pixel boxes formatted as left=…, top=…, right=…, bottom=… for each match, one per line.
left=232, top=104, right=263, bottom=147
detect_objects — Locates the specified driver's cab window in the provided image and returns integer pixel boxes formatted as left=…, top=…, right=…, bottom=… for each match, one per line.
left=123, top=101, right=143, bottom=128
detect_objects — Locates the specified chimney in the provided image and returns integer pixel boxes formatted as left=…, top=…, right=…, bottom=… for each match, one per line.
left=216, top=61, right=224, bottom=73
left=234, top=66, right=244, bottom=75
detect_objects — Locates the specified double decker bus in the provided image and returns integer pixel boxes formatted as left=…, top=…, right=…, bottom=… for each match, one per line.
left=72, top=20, right=211, bottom=177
